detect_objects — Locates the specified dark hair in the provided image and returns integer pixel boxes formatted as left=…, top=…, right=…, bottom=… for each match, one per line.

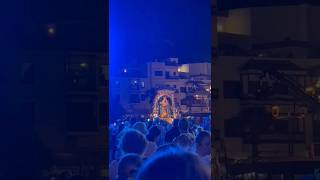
left=195, top=131, right=211, bottom=146
left=146, top=126, right=161, bottom=142
left=178, top=119, right=189, bottom=132
left=172, top=119, right=180, bottom=127
left=156, top=143, right=177, bottom=153
left=117, top=153, right=142, bottom=180
left=136, top=148, right=210, bottom=180
left=119, top=129, right=147, bottom=155
left=173, top=133, right=194, bottom=149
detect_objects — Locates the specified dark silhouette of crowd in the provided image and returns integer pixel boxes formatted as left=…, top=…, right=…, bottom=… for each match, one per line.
left=109, top=116, right=211, bottom=180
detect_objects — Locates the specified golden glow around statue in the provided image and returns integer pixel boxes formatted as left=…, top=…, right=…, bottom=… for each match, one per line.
left=152, top=90, right=179, bottom=124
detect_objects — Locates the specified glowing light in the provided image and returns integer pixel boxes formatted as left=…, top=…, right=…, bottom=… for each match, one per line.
left=178, top=65, right=189, bottom=73
left=123, top=69, right=127, bottom=73
left=316, top=79, right=320, bottom=88
left=272, top=106, right=280, bottom=118
left=48, top=28, right=55, bottom=34
left=306, top=87, right=316, bottom=96
left=47, top=24, right=56, bottom=36
left=80, top=63, right=87, bottom=68
left=217, top=23, right=223, bottom=32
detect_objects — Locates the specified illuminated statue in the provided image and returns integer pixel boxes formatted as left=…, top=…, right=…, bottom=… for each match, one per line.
left=152, top=90, right=179, bottom=124
left=159, top=96, right=171, bottom=119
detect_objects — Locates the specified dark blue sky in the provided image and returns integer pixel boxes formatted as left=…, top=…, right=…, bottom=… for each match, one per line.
left=110, top=0, right=211, bottom=68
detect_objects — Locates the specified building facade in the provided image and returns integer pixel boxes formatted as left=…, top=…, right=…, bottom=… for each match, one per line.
left=214, top=1, right=320, bottom=167
left=11, top=51, right=108, bottom=177
left=109, top=58, right=211, bottom=120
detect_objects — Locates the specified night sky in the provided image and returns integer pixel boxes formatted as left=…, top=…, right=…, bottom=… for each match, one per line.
left=8, top=0, right=108, bottom=52
left=110, top=0, right=211, bottom=69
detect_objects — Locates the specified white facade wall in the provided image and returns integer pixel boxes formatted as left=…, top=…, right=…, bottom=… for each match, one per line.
left=112, top=60, right=211, bottom=116
left=189, top=63, right=211, bottom=76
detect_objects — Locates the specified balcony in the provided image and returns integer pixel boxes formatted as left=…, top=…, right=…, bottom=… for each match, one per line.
left=165, top=75, right=180, bottom=80
left=258, top=133, right=305, bottom=144
left=189, top=107, right=211, bottom=114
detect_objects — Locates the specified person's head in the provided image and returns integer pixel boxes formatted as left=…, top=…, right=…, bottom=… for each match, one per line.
left=146, top=126, right=161, bottom=142
left=173, top=133, right=194, bottom=151
left=196, top=127, right=204, bottom=135
left=136, top=148, right=210, bottom=180
left=119, top=129, right=147, bottom=155
left=156, top=143, right=177, bottom=153
left=178, top=119, right=189, bottom=133
left=195, top=131, right=211, bottom=157
left=132, top=122, right=149, bottom=135
left=117, top=154, right=142, bottom=180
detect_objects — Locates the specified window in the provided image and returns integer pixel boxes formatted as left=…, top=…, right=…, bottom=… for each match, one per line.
left=248, top=81, right=260, bottom=95
left=130, top=80, right=139, bottom=90
left=141, top=94, right=146, bottom=101
left=67, top=103, right=97, bottom=132
left=141, top=82, right=145, bottom=88
left=180, top=87, right=187, bottom=93
left=129, top=94, right=140, bottom=103
left=66, top=62, right=96, bottom=91
left=165, top=71, right=170, bottom=77
left=154, top=71, right=163, bottom=76
left=188, top=87, right=195, bottom=93
left=223, top=81, right=241, bottom=98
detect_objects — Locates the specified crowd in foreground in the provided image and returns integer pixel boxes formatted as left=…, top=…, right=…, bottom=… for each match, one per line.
left=109, top=117, right=212, bottom=180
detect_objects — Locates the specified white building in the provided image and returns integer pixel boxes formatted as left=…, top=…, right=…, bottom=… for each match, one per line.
left=110, top=58, right=211, bottom=118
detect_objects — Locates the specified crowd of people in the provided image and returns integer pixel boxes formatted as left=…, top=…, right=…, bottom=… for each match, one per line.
left=109, top=116, right=212, bottom=180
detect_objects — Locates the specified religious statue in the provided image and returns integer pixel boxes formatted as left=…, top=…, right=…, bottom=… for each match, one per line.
left=158, top=96, right=173, bottom=123
left=152, top=90, right=179, bottom=124
left=159, top=97, right=170, bottom=118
